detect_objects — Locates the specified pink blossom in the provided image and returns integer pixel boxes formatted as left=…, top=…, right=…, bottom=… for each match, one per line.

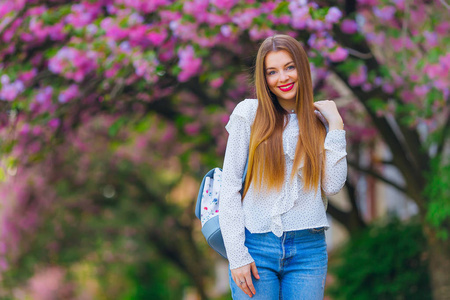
left=207, top=12, right=231, bottom=26
left=289, top=5, right=309, bottom=30
left=423, top=31, right=438, bottom=47
left=328, top=47, right=348, bottom=62
left=413, top=85, right=430, bottom=97
left=362, top=83, right=372, bottom=91
left=221, top=114, right=230, bottom=125
left=133, top=58, right=158, bottom=82
left=325, top=7, right=342, bottom=24
left=29, top=267, right=65, bottom=300
left=341, top=19, right=358, bottom=34
left=49, top=47, right=99, bottom=82
left=392, top=0, right=405, bottom=10
left=210, top=77, right=224, bottom=89
left=32, top=126, right=42, bottom=136
left=232, top=9, right=260, bottom=30
left=48, top=118, right=60, bottom=130
left=306, top=19, right=325, bottom=31
left=410, top=7, right=426, bottom=25
left=118, top=0, right=170, bottom=14
left=424, top=64, right=446, bottom=79
left=158, top=38, right=175, bottom=62
left=36, top=86, right=53, bottom=103
left=65, top=3, right=100, bottom=29
left=349, top=65, right=367, bottom=87
left=159, top=10, right=182, bottom=23
left=18, top=69, right=37, bottom=83
left=177, top=45, right=202, bottom=82
left=400, top=90, right=416, bottom=103
left=48, top=22, right=66, bottom=41
left=58, top=84, right=79, bottom=103
left=0, top=80, right=24, bottom=101
left=210, top=0, right=238, bottom=11
left=439, top=53, right=450, bottom=70
left=105, top=63, right=121, bottom=78
left=0, top=2, right=14, bottom=19
left=389, top=36, right=414, bottom=52
left=435, top=22, right=450, bottom=35
left=185, top=122, right=201, bottom=136
left=373, top=6, right=396, bottom=21
left=357, top=0, right=379, bottom=4
left=183, top=0, right=209, bottom=23
left=381, top=83, right=395, bottom=94
left=161, top=124, right=175, bottom=142
left=220, top=25, right=232, bottom=37
left=0, top=257, right=7, bottom=270
left=147, top=30, right=167, bottom=46
left=249, top=27, right=276, bottom=41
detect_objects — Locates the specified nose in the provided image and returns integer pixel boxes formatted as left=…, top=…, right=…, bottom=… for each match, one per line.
left=279, top=71, right=289, bottom=82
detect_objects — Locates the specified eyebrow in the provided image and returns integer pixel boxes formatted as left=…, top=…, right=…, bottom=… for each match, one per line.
left=265, top=61, right=294, bottom=71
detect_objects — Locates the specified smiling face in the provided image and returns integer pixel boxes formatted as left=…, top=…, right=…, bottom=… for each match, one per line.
left=264, top=50, right=298, bottom=110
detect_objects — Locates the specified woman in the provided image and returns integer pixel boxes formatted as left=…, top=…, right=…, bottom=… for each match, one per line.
left=219, top=34, right=347, bottom=299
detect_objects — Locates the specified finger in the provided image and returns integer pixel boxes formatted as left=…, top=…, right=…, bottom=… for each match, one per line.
left=245, top=273, right=256, bottom=295
left=251, top=263, right=260, bottom=280
left=239, top=280, right=253, bottom=297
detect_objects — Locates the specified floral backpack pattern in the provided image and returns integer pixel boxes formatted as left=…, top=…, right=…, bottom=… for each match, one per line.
left=200, top=168, right=222, bottom=226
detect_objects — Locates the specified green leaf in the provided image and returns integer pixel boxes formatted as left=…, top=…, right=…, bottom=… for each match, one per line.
left=427, top=48, right=442, bottom=64
left=367, top=97, right=387, bottom=112
left=273, top=1, right=290, bottom=17
left=108, top=117, right=128, bottom=137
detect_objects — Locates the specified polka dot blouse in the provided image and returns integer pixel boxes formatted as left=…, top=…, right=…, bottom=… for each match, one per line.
left=219, top=99, right=348, bottom=270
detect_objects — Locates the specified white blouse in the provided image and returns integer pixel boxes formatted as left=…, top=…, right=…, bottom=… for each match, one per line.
left=219, top=98, right=347, bottom=270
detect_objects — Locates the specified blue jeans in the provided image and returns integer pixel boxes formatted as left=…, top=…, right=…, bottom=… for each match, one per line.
left=228, top=227, right=328, bottom=299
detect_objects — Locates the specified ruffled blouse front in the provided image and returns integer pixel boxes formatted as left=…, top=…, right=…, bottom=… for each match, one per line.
left=219, top=99, right=347, bottom=270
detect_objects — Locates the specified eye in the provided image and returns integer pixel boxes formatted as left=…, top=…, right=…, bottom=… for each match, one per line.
left=267, top=70, right=276, bottom=76
left=287, top=65, right=295, bottom=70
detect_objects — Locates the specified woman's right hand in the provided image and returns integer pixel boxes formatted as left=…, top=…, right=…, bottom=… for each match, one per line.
left=231, top=262, right=260, bottom=298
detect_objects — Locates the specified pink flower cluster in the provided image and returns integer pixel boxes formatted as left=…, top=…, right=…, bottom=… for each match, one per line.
left=58, top=84, right=80, bottom=103
left=0, top=75, right=24, bottom=101
left=177, top=46, right=202, bottom=82
left=210, top=0, right=239, bottom=11
left=116, top=0, right=171, bottom=14
left=424, top=54, right=450, bottom=92
left=349, top=65, right=368, bottom=87
left=49, top=47, right=99, bottom=82
left=31, top=86, right=54, bottom=114
left=132, top=56, right=158, bottom=83
left=19, top=18, right=66, bottom=44
left=65, top=2, right=103, bottom=29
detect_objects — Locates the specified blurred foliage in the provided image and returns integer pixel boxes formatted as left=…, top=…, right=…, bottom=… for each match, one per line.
left=424, top=155, right=450, bottom=241
left=328, top=217, right=432, bottom=300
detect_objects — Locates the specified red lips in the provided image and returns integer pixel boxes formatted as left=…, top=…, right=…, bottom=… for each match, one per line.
left=278, top=83, right=294, bottom=92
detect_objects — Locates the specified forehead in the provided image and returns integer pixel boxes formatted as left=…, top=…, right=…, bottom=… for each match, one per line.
left=264, top=50, right=293, bottom=68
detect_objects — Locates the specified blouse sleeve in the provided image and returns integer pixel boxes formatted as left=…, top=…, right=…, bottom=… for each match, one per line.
left=219, top=113, right=254, bottom=270
left=322, top=129, right=348, bottom=195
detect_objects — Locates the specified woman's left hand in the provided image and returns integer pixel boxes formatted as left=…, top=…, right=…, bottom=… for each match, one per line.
left=313, top=100, right=344, bottom=131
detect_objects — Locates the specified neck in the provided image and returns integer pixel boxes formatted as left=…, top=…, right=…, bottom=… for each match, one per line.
left=277, top=98, right=296, bottom=113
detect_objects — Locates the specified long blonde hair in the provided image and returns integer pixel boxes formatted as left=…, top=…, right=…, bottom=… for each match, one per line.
left=243, top=34, right=327, bottom=198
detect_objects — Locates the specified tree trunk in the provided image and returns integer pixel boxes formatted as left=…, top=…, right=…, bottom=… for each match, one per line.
left=423, top=223, right=450, bottom=300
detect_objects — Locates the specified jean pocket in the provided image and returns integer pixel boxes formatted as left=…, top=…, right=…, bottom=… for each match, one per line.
left=308, top=227, right=325, bottom=234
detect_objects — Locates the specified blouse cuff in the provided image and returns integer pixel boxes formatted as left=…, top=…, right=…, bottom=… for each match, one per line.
left=324, top=130, right=346, bottom=152
left=229, top=252, right=254, bottom=270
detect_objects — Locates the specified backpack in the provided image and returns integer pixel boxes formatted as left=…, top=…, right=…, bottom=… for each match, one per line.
left=195, top=161, right=248, bottom=259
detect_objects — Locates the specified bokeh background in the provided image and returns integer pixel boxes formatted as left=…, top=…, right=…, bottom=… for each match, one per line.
left=0, top=0, right=449, bottom=299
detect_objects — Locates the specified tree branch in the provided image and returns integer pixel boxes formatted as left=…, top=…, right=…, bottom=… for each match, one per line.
left=348, top=159, right=407, bottom=194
